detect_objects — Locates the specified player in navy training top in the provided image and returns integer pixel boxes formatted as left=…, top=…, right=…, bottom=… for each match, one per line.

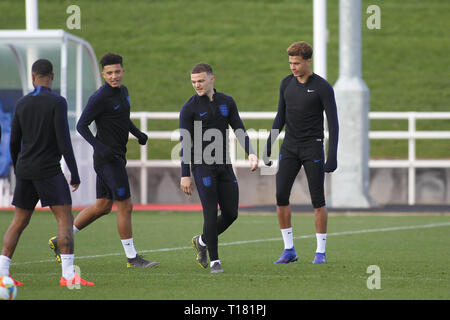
left=180, top=63, right=258, bottom=273
left=0, top=59, right=93, bottom=286
left=264, top=42, right=339, bottom=265
left=48, top=53, right=159, bottom=269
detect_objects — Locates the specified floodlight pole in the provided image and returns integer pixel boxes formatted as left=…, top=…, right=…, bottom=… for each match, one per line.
left=26, top=0, right=38, bottom=91
left=330, top=0, right=373, bottom=208
left=313, top=0, right=327, bottom=79
left=26, top=0, right=38, bottom=31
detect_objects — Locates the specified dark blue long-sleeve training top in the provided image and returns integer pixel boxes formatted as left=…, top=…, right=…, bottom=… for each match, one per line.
left=265, top=73, right=339, bottom=171
left=179, top=90, right=255, bottom=177
left=76, top=82, right=144, bottom=167
left=10, top=85, right=80, bottom=183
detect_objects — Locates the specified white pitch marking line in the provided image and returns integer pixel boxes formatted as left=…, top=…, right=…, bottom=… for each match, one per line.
left=11, top=222, right=450, bottom=266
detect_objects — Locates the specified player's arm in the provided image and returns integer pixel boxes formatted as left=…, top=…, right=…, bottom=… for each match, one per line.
left=125, top=89, right=148, bottom=145
left=76, top=95, right=113, bottom=159
left=321, top=83, right=339, bottom=172
left=179, top=103, right=194, bottom=195
left=227, top=98, right=258, bottom=171
left=264, top=80, right=287, bottom=166
left=54, top=97, right=80, bottom=189
left=9, top=108, right=22, bottom=170
left=129, top=120, right=148, bottom=145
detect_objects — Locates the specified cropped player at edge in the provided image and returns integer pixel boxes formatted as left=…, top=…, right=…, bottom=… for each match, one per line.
left=264, top=41, right=339, bottom=265
left=179, top=63, right=258, bottom=274
left=0, top=59, right=93, bottom=287
left=48, top=53, right=159, bottom=269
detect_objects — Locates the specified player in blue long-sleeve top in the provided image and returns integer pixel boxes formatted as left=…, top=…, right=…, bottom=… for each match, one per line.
left=0, top=59, right=93, bottom=287
left=48, top=53, right=159, bottom=269
left=264, top=42, right=339, bottom=265
left=179, top=63, right=258, bottom=273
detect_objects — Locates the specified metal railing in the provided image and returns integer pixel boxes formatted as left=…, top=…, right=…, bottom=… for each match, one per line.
left=129, top=111, right=450, bottom=205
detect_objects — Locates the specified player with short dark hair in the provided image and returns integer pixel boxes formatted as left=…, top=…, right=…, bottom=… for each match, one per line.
left=180, top=63, right=258, bottom=273
left=0, top=59, right=93, bottom=287
left=48, top=53, right=159, bottom=269
left=265, top=41, right=339, bottom=265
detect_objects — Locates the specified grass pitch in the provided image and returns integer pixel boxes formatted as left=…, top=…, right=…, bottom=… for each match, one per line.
left=1, top=210, right=449, bottom=300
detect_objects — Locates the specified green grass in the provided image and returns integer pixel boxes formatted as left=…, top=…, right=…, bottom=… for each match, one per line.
left=1, top=210, right=449, bottom=300
left=1, top=0, right=449, bottom=161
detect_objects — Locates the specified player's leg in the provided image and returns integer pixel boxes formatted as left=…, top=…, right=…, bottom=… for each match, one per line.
left=48, top=173, right=113, bottom=261
left=115, top=197, right=133, bottom=239
left=0, top=207, right=33, bottom=282
left=52, top=203, right=94, bottom=286
left=192, top=165, right=221, bottom=271
left=216, top=165, right=239, bottom=235
left=48, top=173, right=113, bottom=262
left=101, top=158, right=159, bottom=269
left=73, top=172, right=114, bottom=231
left=73, top=197, right=113, bottom=231
left=115, top=199, right=159, bottom=269
left=302, top=143, right=327, bottom=264
left=50, top=204, right=75, bottom=281
left=0, top=179, right=38, bottom=284
left=274, top=147, right=301, bottom=264
left=1, top=180, right=36, bottom=260
left=35, top=173, right=94, bottom=285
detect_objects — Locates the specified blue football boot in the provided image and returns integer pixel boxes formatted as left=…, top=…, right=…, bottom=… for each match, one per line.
left=312, top=252, right=326, bottom=264
left=274, top=247, right=298, bottom=264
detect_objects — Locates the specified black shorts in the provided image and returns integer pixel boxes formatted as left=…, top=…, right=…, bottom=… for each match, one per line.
left=94, top=156, right=131, bottom=201
left=12, top=173, right=72, bottom=210
left=276, top=142, right=325, bottom=208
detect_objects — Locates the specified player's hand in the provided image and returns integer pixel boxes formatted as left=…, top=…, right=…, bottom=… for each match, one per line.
left=248, top=154, right=259, bottom=172
left=262, top=153, right=272, bottom=167
left=70, top=183, right=80, bottom=192
left=180, top=177, right=193, bottom=195
left=138, top=132, right=148, bottom=145
left=324, top=158, right=337, bottom=172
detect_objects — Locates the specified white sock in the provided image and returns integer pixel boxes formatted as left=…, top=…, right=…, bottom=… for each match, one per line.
left=60, top=254, right=75, bottom=280
left=73, top=225, right=80, bottom=236
left=210, top=259, right=220, bottom=267
left=0, top=255, right=11, bottom=276
left=121, top=238, right=138, bottom=259
left=316, top=233, right=327, bottom=253
left=281, top=227, right=294, bottom=249
left=199, top=235, right=206, bottom=247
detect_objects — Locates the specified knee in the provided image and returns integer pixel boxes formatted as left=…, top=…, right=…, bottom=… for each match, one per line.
left=117, top=199, right=133, bottom=215
left=226, top=210, right=238, bottom=223
left=312, top=200, right=326, bottom=209
left=96, top=201, right=113, bottom=215
left=124, top=202, right=133, bottom=214
left=276, top=192, right=290, bottom=206
left=12, top=216, right=30, bottom=231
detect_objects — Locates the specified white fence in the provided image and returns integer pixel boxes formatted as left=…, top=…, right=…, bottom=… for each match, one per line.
left=128, top=111, right=450, bottom=205
left=0, top=112, right=448, bottom=207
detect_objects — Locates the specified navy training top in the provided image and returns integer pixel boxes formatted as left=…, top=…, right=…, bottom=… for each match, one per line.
left=10, top=86, right=80, bottom=183
left=179, top=90, right=255, bottom=177
left=265, top=73, right=339, bottom=169
left=77, top=82, right=144, bottom=167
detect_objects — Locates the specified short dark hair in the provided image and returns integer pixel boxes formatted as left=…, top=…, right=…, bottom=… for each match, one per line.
left=100, top=53, right=123, bottom=69
left=287, top=41, right=313, bottom=60
left=32, top=59, right=53, bottom=76
left=191, top=63, right=213, bottom=75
